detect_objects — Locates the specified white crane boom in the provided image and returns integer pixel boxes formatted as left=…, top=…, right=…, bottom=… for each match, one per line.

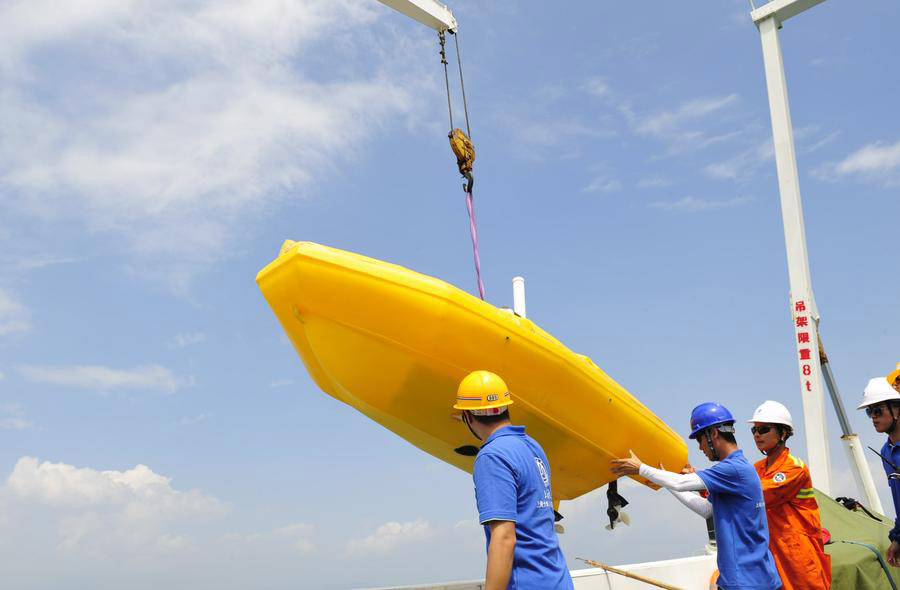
left=753, top=0, right=883, bottom=511
left=755, top=4, right=832, bottom=497
left=751, top=0, right=826, bottom=25
left=376, top=0, right=457, bottom=31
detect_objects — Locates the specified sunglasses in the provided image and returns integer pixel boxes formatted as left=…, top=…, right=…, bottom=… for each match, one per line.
left=750, top=425, right=773, bottom=435
left=866, top=406, right=887, bottom=418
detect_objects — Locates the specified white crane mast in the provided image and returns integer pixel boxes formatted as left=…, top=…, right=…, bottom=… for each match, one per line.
left=752, top=0, right=882, bottom=511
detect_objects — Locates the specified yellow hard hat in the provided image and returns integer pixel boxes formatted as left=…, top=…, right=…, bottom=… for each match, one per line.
left=888, top=363, right=900, bottom=388
left=453, top=370, right=513, bottom=415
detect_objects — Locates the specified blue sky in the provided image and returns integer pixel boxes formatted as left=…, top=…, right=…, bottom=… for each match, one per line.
left=0, top=1, right=897, bottom=588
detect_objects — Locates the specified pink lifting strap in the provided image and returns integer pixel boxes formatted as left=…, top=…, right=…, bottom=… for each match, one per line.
left=464, top=189, right=485, bottom=300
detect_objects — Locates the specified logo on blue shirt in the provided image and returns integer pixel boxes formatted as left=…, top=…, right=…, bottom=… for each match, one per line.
left=535, top=457, right=550, bottom=488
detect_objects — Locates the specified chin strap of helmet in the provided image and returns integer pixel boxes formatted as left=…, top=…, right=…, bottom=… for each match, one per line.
left=462, top=411, right=482, bottom=441
left=705, top=427, right=720, bottom=462
left=889, top=404, right=900, bottom=434
left=706, top=423, right=737, bottom=461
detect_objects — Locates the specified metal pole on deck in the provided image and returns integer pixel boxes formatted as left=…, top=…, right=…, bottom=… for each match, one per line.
left=819, top=336, right=884, bottom=512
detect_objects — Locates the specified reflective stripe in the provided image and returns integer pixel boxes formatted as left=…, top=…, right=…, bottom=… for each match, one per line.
left=796, top=487, right=815, bottom=499
left=456, top=396, right=482, bottom=401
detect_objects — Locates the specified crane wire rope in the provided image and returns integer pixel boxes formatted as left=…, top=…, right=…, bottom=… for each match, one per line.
left=439, top=29, right=484, bottom=300
left=438, top=31, right=454, bottom=132
left=451, top=30, right=471, bottom=139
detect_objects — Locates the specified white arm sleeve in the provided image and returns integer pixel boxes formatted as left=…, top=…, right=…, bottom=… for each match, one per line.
left=638, top=464, right=707, bottom=492
left=667, top=488, right=713, bottom=519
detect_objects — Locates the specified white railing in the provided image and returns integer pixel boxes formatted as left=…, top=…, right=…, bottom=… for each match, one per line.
left=361, top=554, right=717, bottom=590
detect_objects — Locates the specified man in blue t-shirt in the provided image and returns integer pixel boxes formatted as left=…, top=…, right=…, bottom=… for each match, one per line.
left=612, top=402, right=781, bottom=590
left=453, top=370, right=573, bottom=590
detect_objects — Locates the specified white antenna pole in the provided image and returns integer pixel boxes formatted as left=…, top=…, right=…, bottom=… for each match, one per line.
left=512, top=277, right=527, bottom=318
left=753, top=1, right=832, bottom=495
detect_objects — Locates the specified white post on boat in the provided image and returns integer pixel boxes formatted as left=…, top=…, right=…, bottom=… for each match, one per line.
left=375, top=0, right=458, bottom=31
left=751, top=0, right=833, bottom=495
left=512, top=276, right=527, bottom=318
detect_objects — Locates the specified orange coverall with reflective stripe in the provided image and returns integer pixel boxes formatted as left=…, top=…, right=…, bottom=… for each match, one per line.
left=755, top=450, right=831, bottom=590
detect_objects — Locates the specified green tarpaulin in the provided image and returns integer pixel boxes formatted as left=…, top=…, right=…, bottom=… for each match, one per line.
left=818, top=490, right=900, bottom=589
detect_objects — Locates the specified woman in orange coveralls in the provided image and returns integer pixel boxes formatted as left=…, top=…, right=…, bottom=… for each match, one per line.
left=748, top=401, right=831, bottom=590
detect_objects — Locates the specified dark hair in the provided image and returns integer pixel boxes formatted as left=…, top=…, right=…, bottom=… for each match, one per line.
left=776, top=425, right=794, bottom=442
left=468, top=409, right=510, bottom=425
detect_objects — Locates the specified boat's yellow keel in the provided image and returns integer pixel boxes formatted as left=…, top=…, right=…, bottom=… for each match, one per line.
left=257, top=241, right=688, bottom=503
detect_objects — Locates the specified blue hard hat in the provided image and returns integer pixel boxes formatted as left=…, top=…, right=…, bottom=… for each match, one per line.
left=689, top=402, right=735, bottom=439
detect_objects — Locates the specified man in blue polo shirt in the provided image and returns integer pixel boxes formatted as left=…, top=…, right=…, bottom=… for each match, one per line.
left=454, top=370, right=573, bottom=590
left=611, top=402, right=781, bottom=590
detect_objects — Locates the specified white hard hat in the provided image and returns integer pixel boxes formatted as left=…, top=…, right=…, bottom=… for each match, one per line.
left=857, top=377, right=900, bottom=410
left=748, top=400, right=793, bottom=429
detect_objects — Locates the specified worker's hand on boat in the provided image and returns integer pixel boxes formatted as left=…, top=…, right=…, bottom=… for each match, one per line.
left=680, top=463, right=696, bottom=475
left=610, top=450, right=643, bottom=476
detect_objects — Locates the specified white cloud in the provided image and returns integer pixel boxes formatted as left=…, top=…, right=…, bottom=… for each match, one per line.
left=0, top=254, right=83, bottom=274
left=704, top=139, right=774, bottom=181
left=19, top=364, right=183, bottom=394
left=514, top=121, right=614, bottom=150
left=179, top=413, right=209, bottom=426
left=625, top=94, right=748, bottom=159
left=168, top=332, right=207, bottom=349
left=453, top=518, right=481, bottom=531
left=494, top=80, right=618, bottom=160
left=797, top=128, right=840, bottom=154
left=650, top=196, right=753, bottom=212
left=636, top=95, right=739, bottom=139
left=827, top=139, right=900, bottom=185
left=0, top=418, right=33, bottom=431
left=346, top=518, right=434, bottom=555
left=583, top=176, right=623, bottom=194
left=275, top=523, right=316, bottom=554
left=0, top=289, right=30, bottom=336
left=585, top=77, right=610, bottom=98
left=0, top=0, right=419, bottom=288
left=0, top=403, right=32, bottom=433
left=3, top=456, right=226, bottom=554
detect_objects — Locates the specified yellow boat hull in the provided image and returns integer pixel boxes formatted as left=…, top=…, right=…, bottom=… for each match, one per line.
left=257, top=241, right=687, bottom=501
